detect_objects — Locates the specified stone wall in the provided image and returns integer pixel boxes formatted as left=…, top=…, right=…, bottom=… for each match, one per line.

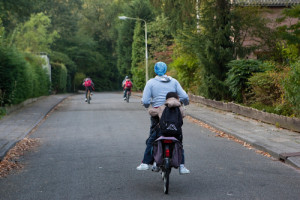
left=189, top=94, right=300, bottom=132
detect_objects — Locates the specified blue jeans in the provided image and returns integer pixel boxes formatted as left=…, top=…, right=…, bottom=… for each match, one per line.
left=142, top=116, right=185, bottom=165
left=85, top=86, right=93, bottom=98
left=123, top=88, right=131, bottom=98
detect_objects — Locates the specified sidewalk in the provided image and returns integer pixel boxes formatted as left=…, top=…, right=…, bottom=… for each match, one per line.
left=0, top=94, right=71, bottom=160
left=185, top=103, right=300, bottom=169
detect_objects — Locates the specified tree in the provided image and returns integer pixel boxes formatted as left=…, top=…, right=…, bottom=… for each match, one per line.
left=13, top=13, right=59, bottom=53
left=231, top=6, right=274, bottom=59
left=277, top=5, right=300, bottom=50
left=195, top=0, right=234, bottom=100
left=117, top=0, right=154, bottom=81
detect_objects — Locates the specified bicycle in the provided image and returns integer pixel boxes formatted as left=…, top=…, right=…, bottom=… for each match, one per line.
left=87, top=90, right=91, bottom=104
left=126, top=90, right=131, bottom=103
left=153, top=136, right=182, bottom=194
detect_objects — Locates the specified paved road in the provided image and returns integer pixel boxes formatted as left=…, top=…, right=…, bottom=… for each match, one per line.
left=0, top=93, right=299, bottom=200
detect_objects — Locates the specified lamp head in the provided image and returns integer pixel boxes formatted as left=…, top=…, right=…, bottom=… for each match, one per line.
left=118, top=16, right=128, bottom=20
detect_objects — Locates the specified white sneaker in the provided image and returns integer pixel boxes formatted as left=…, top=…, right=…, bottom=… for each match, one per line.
left=136, top=163, right=149, bottom=170
left=179, top=165, right=190, bottom=174
left=123, top=97, right=126, bottom=100
left=85, top=98, right=87, bottom=102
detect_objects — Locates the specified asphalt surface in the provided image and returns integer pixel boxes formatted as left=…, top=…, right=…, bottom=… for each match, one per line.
left=0, top=94, right=70, bottom=160
left=0, top=92, right=299, bottom=167
left=0, top=93, right=299, bottom=200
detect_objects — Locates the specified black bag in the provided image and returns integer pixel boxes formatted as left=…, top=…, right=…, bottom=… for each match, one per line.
left=159, top=106, right=183, bottom=136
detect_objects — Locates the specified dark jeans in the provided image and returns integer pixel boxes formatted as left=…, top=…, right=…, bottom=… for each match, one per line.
left=85, top=86, right=93, bottom=98
left=142, top=116, right=185, bottom=165
left=123, top=88, right=131, bottom=98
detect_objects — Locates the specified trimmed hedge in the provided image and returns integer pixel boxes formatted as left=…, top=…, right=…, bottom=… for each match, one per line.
left=51, top=62, right=67, bottom=93
left=0, top=46, right=50, bottom=106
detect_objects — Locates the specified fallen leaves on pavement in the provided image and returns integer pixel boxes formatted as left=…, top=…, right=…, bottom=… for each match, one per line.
left=0, top=137, right=40, bottom=178
left=186, top=115, right=271, bottom=158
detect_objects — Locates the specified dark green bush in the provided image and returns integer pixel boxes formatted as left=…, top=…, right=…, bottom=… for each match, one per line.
left=248, top=70, right=283, bottom=106
left=51, top=62, right=67, bottom=93
left=0, top=46, right=30, bottom=105
left=25, top=53, right=51, bottom=97
left=225, top=59, right=264, bottom=103
left=0, top=47, right=50, bottom=106
left=284, top=61, right=300, bottom=116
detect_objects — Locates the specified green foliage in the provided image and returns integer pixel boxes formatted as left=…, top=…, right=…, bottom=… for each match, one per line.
left=283, top=61, right=300, bottom=115
left=51, top=63, right=67, bottom=93
left=132, top=22, right=145, bottom=74
left=74, top=72, right=86, bottom=91
left=0, top=18, right=4, bottom=45
left=131, top=64, right=146, bottom=91
left=277, top=5, right=300, bottom=48
left=50, top=51, right=77, bottom=92
left=24, top=53, right=51, bottom=97
left=225, top=59, right=264, bottom=103
left=0, top=107, right=6, bottom=119
left=273, top=42, right=300, bottom=64
left=248, top=69, right=283, bottom=106
left=0, top=0, right=38, bottom=32
left=170, top=52, right=201, bottom=94
left=231, top=6, right=274, bottom=59
left=117, top=0, right=154, bottom=80
left=195, top=0, right=234, bottom=100
left=13, top=13, right=59, bottom=53
left=148, top=15, right=173, bottom=54
left=0, top=46, right=29, bottom=105
left=250, top=101, right=293, bottom=117
left=0, top=46, right=50, bottom=106
left=131, top=22, right=146, bottom=90
left=150, top=0, right=197, bottom=34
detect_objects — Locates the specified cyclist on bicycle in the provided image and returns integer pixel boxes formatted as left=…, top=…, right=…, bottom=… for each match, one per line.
left=83, top=77, right=94, bottom=102
left=122, top=77, right=133, bottom=100
left=137, top=61, right=190, bottom=174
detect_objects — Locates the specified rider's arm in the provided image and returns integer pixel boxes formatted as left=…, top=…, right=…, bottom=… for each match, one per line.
left=175, top=80, right=189, bottom=106
left=142, top=80, right=152, bottom=108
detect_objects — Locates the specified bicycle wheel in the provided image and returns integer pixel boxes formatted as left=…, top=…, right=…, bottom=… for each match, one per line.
left=87, top=90, right=90, bottom=104
left=126, top=91, right=129, bottom=103
left=163, top=169, right=170, bottom=194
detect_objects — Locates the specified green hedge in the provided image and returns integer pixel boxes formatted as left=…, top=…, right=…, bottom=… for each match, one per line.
left=284, top=61, right=300, bottom=116
left=0, top=46, right=50, bottom=106
left=51, top=62, right=67, bottom=93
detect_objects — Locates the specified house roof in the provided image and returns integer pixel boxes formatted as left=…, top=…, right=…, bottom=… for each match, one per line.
left=231, top=0, right=300, bottom=6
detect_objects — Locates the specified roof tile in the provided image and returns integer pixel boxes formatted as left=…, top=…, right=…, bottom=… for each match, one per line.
left=231, top=0, right=300, bottom=6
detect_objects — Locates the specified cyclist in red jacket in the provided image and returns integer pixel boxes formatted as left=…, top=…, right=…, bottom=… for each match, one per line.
left=83, top=77, right=94, bottom=102
left=122, top=77, right=133, bottom=100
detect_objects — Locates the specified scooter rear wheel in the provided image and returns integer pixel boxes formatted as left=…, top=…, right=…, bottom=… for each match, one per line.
left=163, top=169, right=170, bottom=194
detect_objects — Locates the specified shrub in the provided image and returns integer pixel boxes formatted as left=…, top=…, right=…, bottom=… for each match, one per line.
left=284, top=61, right=300, bottom=116
left=0, top=47, right=50, bottom=106
left=131, top=64, right=145, bottom=91
left=225, top=59, right=264, bottom=103
left=24, top=53, right=50, bottom=97
left=74, top=72, right=86, bottom=91
left=0, top=46, right=31, bottom=105
left=51, top=63, right=67, bottom=93
left=248, top=70, right=284, bottom=106
left=170, top=54, right=202, bottom=95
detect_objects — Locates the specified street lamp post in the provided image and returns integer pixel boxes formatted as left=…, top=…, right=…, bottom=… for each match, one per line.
left=118, top=16, right=148, bottom=82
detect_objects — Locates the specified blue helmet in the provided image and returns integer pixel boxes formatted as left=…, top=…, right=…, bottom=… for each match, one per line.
left=154, top=62, right=167, bottom=76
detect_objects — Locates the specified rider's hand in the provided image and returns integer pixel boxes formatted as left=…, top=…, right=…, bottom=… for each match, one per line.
left=181, top=99, right=189, bottom=106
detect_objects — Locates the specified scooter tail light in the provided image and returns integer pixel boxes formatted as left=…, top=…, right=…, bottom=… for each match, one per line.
left=166, top=149, right=170, bottom=157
